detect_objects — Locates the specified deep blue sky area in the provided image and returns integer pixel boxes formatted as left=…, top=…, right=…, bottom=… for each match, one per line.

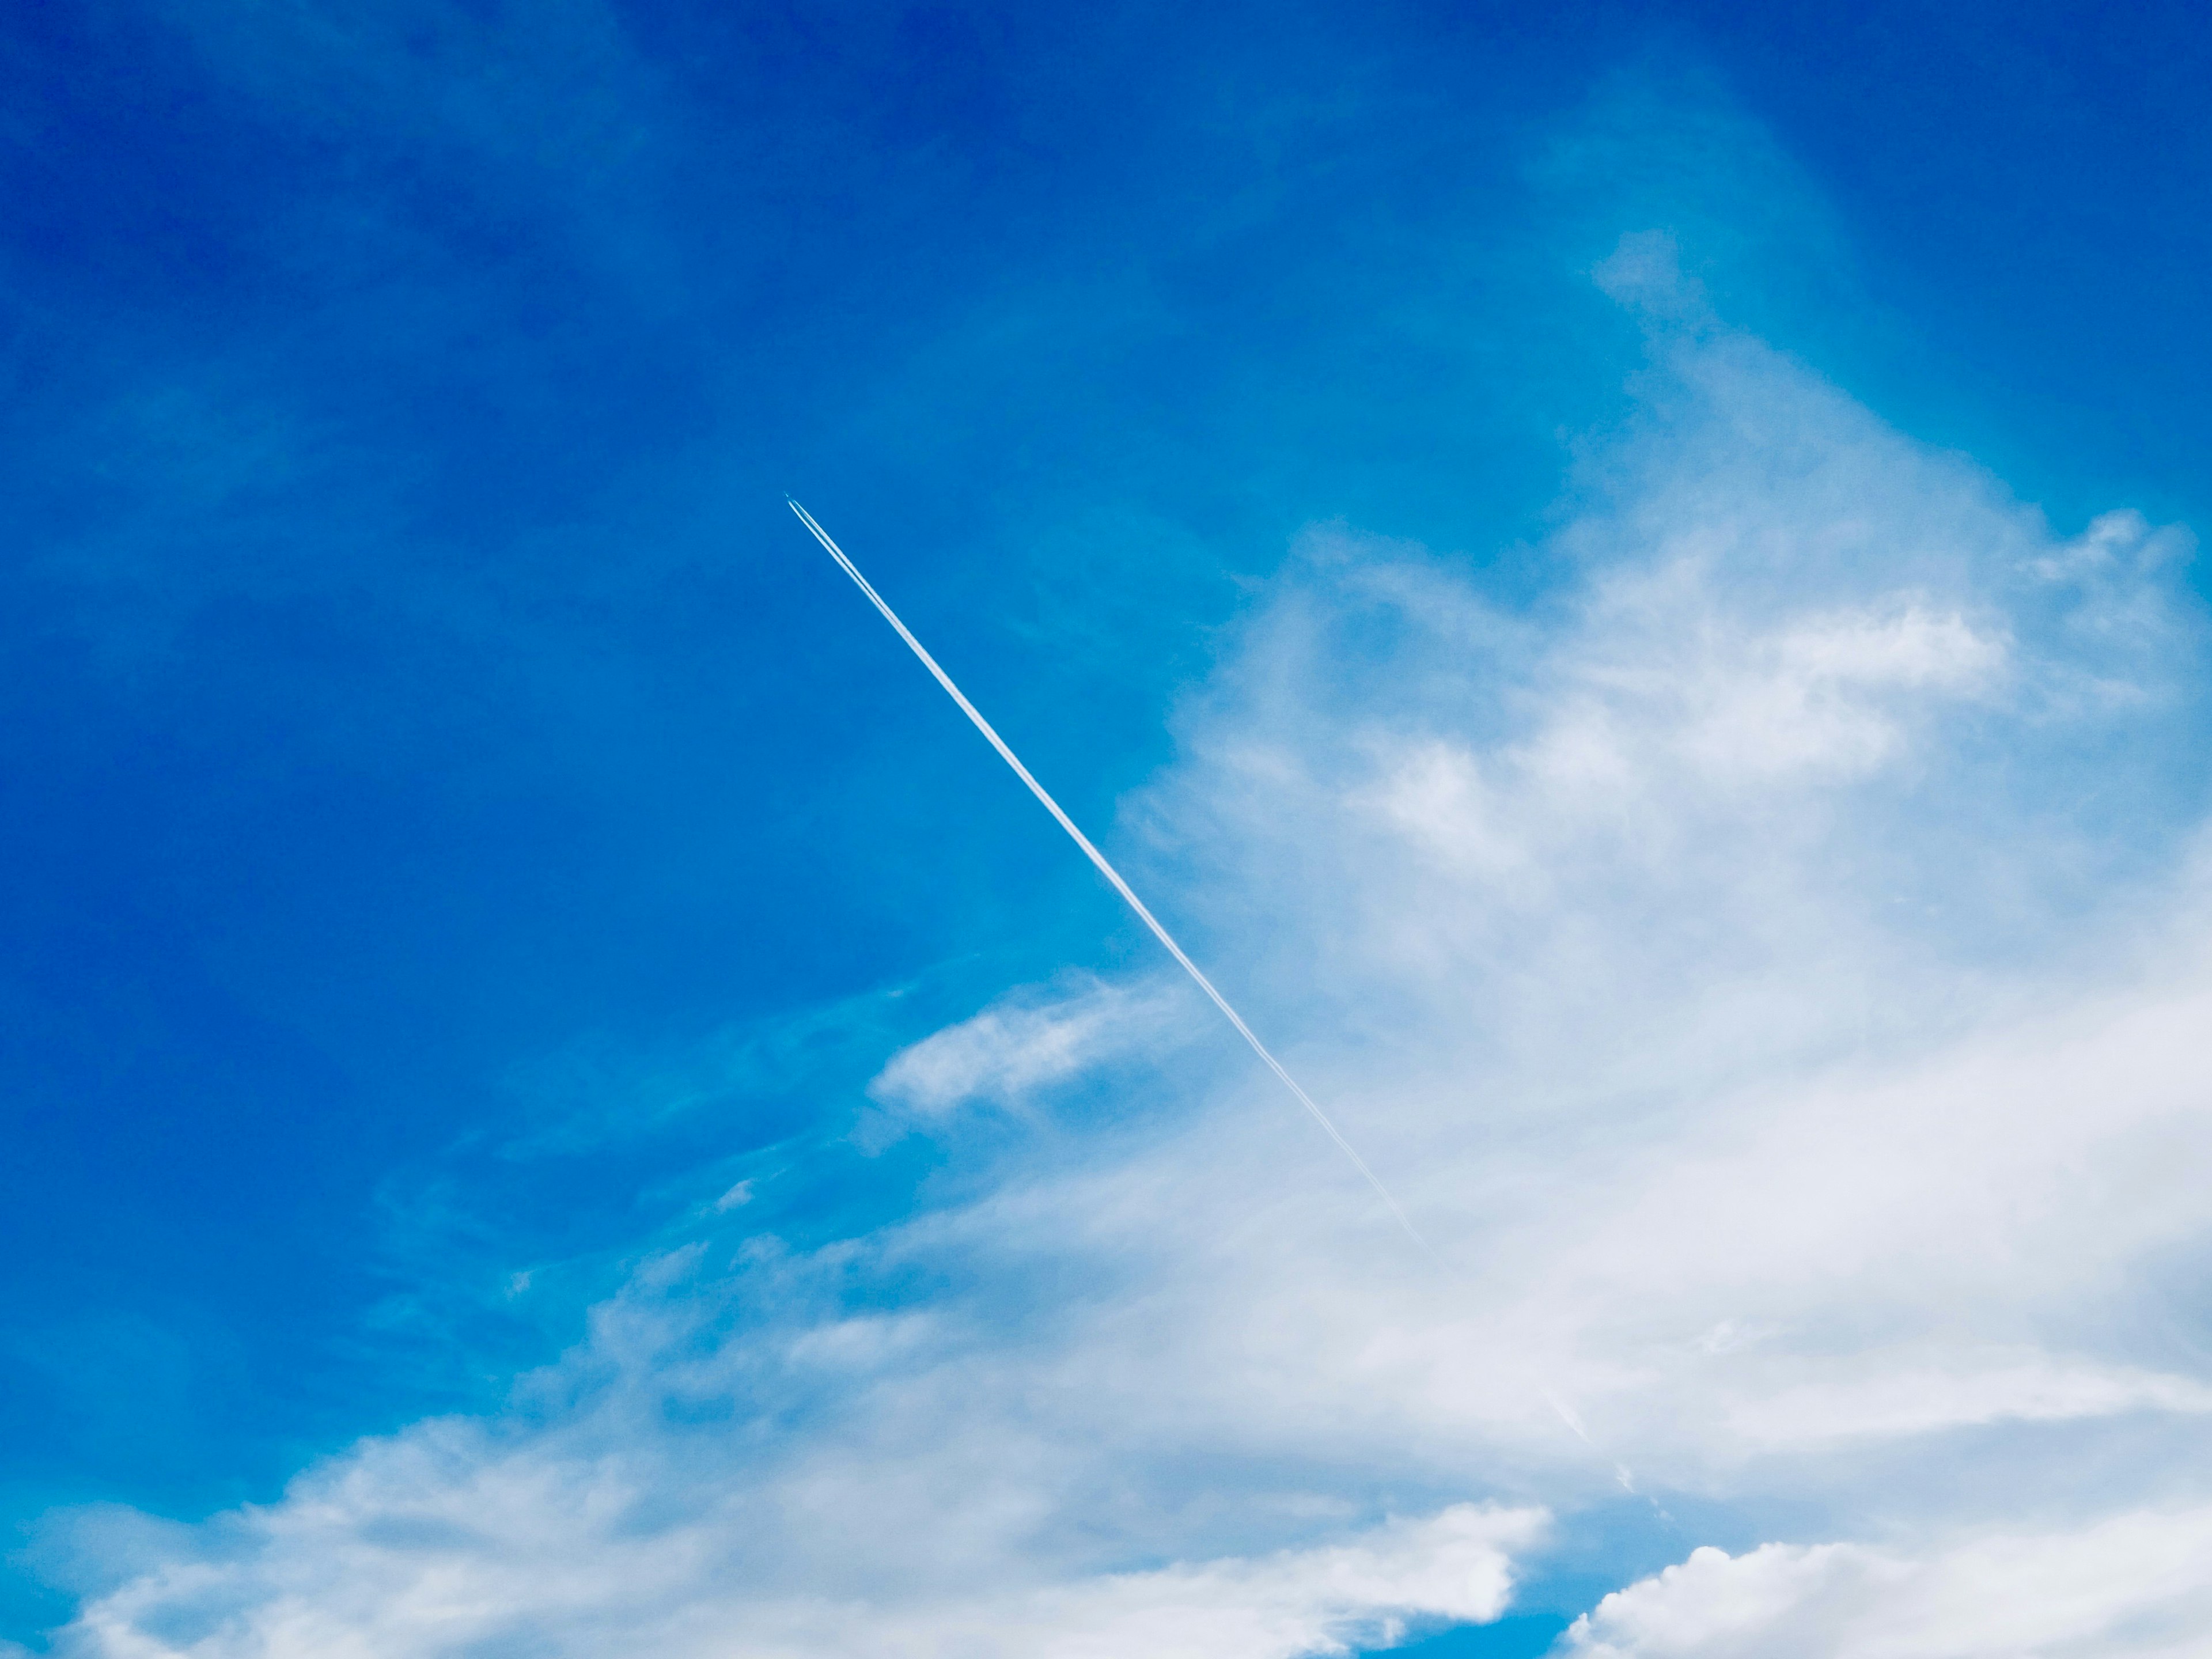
left=0, top=0, right=2206, bottom=1638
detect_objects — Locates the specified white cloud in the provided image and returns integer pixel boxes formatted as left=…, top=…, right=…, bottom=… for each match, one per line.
left=37, top=245, right=2212, bottom=1657
left=1719, top=1352, right=2212, bottom=1445
left=1565, top=1508, right=2212, bottom=1658
left=969, top=1503, right=1543, bottom=1659
left=49, top=1364, right=1539, bottom=1659
left=868, top=974, right=1197, bottom=1118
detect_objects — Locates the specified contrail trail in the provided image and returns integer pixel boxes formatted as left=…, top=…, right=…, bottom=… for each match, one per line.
left=787, top=497, right=1423, bottom=1247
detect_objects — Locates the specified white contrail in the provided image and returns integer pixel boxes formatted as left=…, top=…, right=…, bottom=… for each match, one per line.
left=787, top=497, right=1423, bottom=1247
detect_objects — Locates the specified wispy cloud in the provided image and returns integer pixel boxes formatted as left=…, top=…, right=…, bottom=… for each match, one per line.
left=868, top=974, right=1199, bottom=1119
left=38, top=239, right=2212, bottom=1656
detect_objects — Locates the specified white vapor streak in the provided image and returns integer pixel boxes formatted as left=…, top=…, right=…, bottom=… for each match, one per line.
left=786, top=497, right=1423, bottom=1246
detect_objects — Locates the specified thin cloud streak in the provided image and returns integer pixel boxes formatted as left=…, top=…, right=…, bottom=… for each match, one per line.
left=785, top=497, right=1424, bottom=1247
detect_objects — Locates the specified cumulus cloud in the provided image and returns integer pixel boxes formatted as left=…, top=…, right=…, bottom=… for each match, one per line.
left=1565, top=1508, right=2212, bottom=1658
left=36, top=247, right=2212, bottom=1656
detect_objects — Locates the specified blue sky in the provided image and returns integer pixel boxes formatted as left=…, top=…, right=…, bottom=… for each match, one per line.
left=3, top=2, right=2211, bottom=1654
